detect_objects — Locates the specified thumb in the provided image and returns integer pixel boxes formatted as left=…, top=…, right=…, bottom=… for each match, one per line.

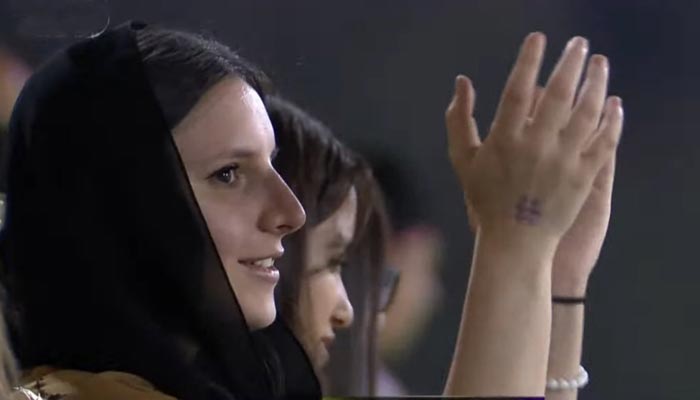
left=446, top=75, right=481, bottom=174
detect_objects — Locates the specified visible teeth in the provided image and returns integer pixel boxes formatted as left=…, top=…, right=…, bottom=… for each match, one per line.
left=251, top=258, right=274, bottom=269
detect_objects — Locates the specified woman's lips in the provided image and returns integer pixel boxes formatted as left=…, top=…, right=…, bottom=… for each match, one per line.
left=239, top=257, right=280, bottom=283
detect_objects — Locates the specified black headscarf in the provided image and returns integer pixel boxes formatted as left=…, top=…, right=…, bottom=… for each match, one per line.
left=0, top=21, right=319, bottom=400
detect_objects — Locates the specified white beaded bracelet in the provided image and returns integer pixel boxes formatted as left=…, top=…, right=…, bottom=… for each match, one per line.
left=546, top=365, right=589, bottom=391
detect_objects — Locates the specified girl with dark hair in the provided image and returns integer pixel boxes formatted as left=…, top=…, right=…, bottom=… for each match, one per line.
left=1, top=22, right=319, bottom=399
left=267, top=95, right=389, bottom=395
left=268, top=32, right=623, bottom=399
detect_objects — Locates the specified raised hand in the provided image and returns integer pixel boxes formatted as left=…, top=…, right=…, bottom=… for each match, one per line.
left=446, top=33, right=624, bottom=244
left=551, top=155, right=616, bottom=297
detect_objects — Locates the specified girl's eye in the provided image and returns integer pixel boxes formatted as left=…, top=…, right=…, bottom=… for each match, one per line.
left=212, top=165, right=240, bottom=185
left=307, top=255, right=347, bottom=276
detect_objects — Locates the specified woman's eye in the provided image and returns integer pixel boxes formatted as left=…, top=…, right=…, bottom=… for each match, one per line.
left=212, top=165, right=240, bottom=185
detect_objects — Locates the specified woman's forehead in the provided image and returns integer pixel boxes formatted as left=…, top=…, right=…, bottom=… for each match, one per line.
left=176, top=78, right=261, bottom=129
left=172, top=78, right=275, bottom=161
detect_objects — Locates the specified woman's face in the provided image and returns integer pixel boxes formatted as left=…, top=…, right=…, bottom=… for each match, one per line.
left=173, top=77, right=306, bottom=330
left=295, top=187, right=357, bottom=370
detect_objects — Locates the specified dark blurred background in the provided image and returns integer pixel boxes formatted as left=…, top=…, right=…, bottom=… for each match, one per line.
left=1, top=1, right=698, bottom=398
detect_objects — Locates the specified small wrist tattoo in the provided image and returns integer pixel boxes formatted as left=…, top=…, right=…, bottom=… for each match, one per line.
left=515, top=195, right=542, bottom=225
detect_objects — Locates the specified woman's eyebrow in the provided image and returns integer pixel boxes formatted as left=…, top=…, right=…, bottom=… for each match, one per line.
left=212, top=146, right=278, bottom=161
left=212, top=147, right=259, bottom=160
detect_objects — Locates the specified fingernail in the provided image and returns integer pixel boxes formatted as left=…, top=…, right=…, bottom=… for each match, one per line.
left=525, top=32, right=545, bottom=50
left=590, top=54, right=609, bottom=74
left=454, top=75, right=469, bottom=95
left=528, top=32, right=545, bottom=42
left=592, top=54, right=607, bottom=67
left=567, top=36, right=589, bottom=54
left=611, top=96, right=623, bottom=114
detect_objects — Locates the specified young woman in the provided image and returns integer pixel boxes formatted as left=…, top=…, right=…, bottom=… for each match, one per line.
left=267, top=95, right=389, bottom=395
left=269, top=33, right=623, bottom=399
left=1, top=22, right=319, bottom=399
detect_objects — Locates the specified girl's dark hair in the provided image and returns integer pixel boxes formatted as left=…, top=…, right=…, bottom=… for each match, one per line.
left=135, top=25, right=271, bottom=130
left=267, top=95, right=389, bottom=395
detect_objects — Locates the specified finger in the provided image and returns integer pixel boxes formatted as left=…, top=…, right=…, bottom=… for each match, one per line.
left=582, top=96, right=623, bottom=173
left=491, top=32, right=546, bottom=137
left=592, top=152, right=616, bottom=193
left=530, top=36, right=589, bottom=137
left=528, top=85, right=545, bottom=118
left=446, top=75, right=479, bottom=146
left=561, top=55, right=609, bottom=151
left=446, top=75, right=481, bottom=166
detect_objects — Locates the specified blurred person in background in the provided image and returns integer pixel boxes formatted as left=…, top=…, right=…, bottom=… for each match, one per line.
left=0, top=21, right=40, bottom=400
left=361, top=152, right=445, bottom=396
left=0, top=47, right=31, bottom=127
left=0, top=42, right=32, bottom=195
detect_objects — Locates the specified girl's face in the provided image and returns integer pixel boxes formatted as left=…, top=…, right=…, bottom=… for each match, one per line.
left=173, top=77, right=306, bottom=330
left=295, top=188, right=357, bottom=370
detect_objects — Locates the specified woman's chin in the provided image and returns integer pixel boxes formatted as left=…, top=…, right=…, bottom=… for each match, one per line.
left=242, top=302, right=277, bottom=330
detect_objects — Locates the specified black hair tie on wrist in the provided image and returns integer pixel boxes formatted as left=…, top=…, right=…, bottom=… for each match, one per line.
left=552, top=296, right=586, bottom=305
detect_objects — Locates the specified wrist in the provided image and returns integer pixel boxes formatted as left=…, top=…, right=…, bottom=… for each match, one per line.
left=552, top=276, right=589, bottom=298
left=478, top=224, right=559, bottom=262
left=472, top=227, right=558, bottom=291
